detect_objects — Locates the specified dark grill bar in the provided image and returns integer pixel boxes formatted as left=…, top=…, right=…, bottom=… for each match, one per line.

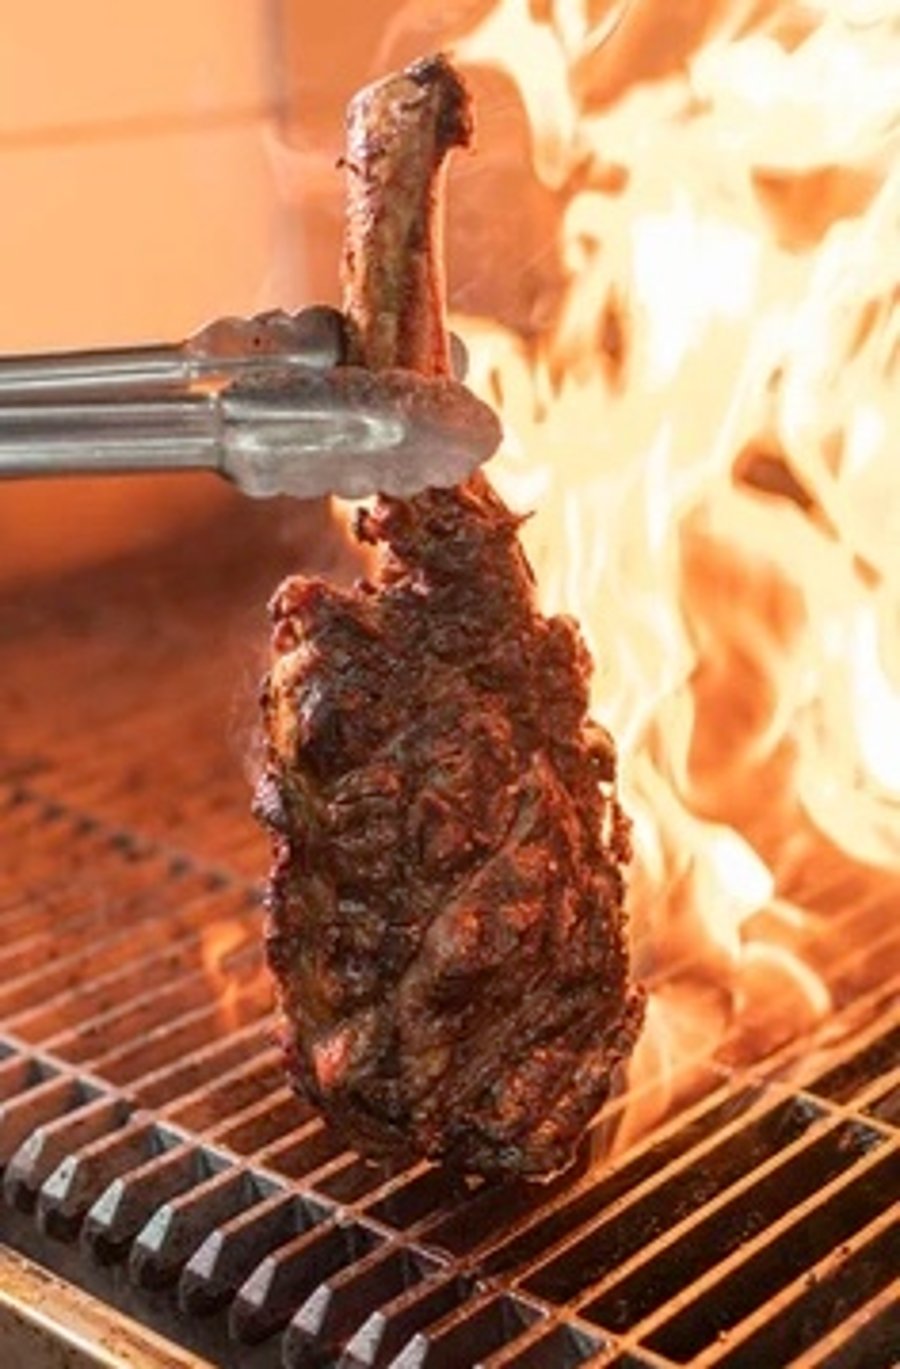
left=1, top=516, right=898, bottom=1366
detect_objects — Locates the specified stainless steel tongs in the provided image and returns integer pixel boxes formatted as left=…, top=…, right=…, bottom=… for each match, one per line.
left=0, top=307, right=499, bottom=498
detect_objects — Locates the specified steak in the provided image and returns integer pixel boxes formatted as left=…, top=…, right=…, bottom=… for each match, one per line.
left=255, top=54, right=644, bottom=1177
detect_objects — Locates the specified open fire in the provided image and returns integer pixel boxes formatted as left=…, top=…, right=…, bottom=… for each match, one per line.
left=418, top=0, right=900, bottom=1140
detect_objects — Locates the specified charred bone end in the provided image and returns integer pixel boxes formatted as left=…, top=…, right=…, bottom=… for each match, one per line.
left=342, top=54, right=473, bottom=379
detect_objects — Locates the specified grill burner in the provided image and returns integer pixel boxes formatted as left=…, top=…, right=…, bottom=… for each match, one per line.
left=1, top=502, right=898, bottom=1367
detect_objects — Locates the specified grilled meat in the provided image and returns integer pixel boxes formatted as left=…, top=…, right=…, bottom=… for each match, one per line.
left=255, top=54, right=644, bottom=1177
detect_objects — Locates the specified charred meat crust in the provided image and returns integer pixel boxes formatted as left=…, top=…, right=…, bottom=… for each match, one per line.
left=256, top=54, right=644, bottom=1177
left=342, top=52, right=471, bottom=378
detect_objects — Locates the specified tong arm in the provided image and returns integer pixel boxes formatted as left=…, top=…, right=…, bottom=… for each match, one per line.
left=0, top=306, right=344, bottom=399
left=0, top=306, right=501, bottom=499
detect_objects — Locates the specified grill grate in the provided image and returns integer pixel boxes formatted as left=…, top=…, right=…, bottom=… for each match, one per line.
left=0, top=791, right=896, bottom=1367
left=1, top=511, right=898, bottom=1367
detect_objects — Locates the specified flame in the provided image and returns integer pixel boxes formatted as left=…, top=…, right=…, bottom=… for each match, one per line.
left=199, top=916, right=264, bottom=1033
left=452, top=0, right=900, bottom=1138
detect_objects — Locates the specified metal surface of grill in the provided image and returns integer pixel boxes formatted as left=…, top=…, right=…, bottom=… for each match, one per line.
left=1, top=505, right=898, bottom=1368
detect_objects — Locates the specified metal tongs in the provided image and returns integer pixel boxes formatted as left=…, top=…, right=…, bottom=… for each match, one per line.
left=0, top=307, right=499, bottom=499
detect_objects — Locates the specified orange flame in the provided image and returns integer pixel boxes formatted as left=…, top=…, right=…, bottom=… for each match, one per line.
left=199, top=916, right=263, bottom=1034
left=452, top=0, right=900, bottom=1138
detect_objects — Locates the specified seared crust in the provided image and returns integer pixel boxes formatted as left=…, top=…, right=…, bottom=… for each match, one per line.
left=256, top=55, right=644, bottom=1177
